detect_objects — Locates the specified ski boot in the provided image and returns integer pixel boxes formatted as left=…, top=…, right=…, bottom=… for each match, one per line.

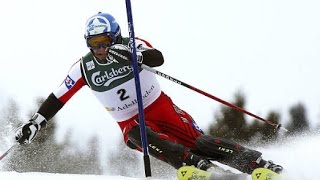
left=196, top=158, right=215, bottom=172
left=255, top=157, right=283, bottom=173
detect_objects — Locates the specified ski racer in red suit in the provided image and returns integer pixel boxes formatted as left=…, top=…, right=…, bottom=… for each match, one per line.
left=15, top=12, right=283, bottom=175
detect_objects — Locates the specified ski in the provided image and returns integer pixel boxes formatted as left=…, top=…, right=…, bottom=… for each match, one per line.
left=177, top=166, right=211, bottom=180
left=177, top=166, right=283, bottom=180
left=177, top=165, right=247, bottom=180
left=251, top=168, right=283, bottom=180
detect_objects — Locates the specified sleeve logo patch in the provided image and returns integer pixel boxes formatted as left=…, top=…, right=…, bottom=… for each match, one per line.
left=64, top=75, right=75, bottom=89
left=86, top=60, right=95, bottom=71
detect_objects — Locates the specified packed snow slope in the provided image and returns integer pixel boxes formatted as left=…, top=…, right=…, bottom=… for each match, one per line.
left=1, top=132, right=320, bottom=180
left=0, top=171, right=143, bottom=180
left=256, top=132, right=320, bottom=180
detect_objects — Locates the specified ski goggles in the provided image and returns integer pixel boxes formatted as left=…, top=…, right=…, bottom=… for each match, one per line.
left=86, top=34, right=115, bottom=49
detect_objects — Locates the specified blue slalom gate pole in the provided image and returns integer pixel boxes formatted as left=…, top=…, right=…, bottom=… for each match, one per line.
left=125, top=0, right=152, bottom=177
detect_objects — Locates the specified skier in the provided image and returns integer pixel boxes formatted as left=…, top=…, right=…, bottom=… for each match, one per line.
left=15, top=12, right=283, bottom=175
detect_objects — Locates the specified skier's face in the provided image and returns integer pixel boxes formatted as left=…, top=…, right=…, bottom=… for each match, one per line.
left=92, top=46, right=107, bottom=61
left=87, top=34, right=114, bottom=62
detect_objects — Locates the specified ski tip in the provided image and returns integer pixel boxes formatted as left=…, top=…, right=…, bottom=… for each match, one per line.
left=252, top=168, right=283, bottom=180
left=177, top=166, right=212, bottom=180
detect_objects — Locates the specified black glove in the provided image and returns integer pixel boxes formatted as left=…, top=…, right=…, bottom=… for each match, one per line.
left=15, top=113, right=47, bottom=144
left=106, top=44, right=143, bottom=65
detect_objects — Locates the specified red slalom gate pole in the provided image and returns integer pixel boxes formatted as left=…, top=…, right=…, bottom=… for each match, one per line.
left=140, top=64, right=288, bottom=132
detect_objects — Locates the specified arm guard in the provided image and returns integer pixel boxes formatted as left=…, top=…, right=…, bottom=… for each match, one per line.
left=37, top=93, right=64, bottom=120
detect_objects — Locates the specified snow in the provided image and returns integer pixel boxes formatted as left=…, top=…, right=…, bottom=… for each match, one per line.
left=258, top=133, right=320, bottom=180
left=1, top=132, right=320, bottom=180
left=0, top=171, right=143, bottom=180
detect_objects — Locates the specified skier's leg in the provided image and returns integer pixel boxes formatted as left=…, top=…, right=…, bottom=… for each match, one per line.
left=127, top=125, right=214, bottom=171
left=194, top=134, right=283, bottom=174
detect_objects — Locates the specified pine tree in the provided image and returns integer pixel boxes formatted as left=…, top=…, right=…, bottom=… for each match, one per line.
left=208, top=91, right=250, bottom=142
left=248, top=111, right=280, bottom=145
left=261, top=111, right=280, bottom=141
left=285, top=102, right=310, bottom=136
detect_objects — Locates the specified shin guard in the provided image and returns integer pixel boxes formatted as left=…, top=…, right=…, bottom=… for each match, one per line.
left=195, top=134, right=262, bottom=173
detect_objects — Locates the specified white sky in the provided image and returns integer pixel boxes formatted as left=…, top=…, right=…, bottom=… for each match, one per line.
left=1, top=0, right=320, bottom=158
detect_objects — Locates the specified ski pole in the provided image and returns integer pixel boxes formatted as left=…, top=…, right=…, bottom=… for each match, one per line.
left=140, top=64, right=288, bottom=132
left=0, top=143, right=18, bottom=161
left=125, top=0, right=152, bottom=177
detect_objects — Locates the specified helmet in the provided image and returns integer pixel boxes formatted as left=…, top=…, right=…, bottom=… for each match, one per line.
left=84, top=12, right=122, bottom=48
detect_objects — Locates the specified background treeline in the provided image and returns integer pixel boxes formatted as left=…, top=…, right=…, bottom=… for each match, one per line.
left=0, top=91, right=319, bottom=178
left=0, top=98, right=102, bottom=174
left=207, top=91, right=318, bottom=145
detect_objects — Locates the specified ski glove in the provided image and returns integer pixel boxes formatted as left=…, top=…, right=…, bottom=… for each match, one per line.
left=106, top=44, right=143, bottom=65
left=15, top=113, right=47, bottom=144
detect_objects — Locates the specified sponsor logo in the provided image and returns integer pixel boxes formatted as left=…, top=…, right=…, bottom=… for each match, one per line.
left=255, top=173, right=261, bottom=179
left=86, top=60, right=95, bottom=71
left=218, top=146, right=234, bottom=154
left=109, top=49, right=130, bottom=61
left=157, top=72, right=182, bottom=85
left=180, top=171, right=187, bottom=177
left=86, top=16, right=111, bottom=35
left=117, top=85, right=154, bottom=111
left=149, top=144, right=163, bottom=153
left=64, top=75, right=75, bottom=89
left=91, top=65, right=133, bottom=87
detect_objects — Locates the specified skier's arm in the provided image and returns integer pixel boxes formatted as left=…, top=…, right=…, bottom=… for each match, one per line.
left=37, top=93, right=64, bottom=120
left=15, top=60, right=86, bottom=144
left=41, top=59, right=86, bottom=120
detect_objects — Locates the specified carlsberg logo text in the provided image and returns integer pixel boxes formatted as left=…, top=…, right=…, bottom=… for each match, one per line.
left=92, top=66, right=133, bottom=86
